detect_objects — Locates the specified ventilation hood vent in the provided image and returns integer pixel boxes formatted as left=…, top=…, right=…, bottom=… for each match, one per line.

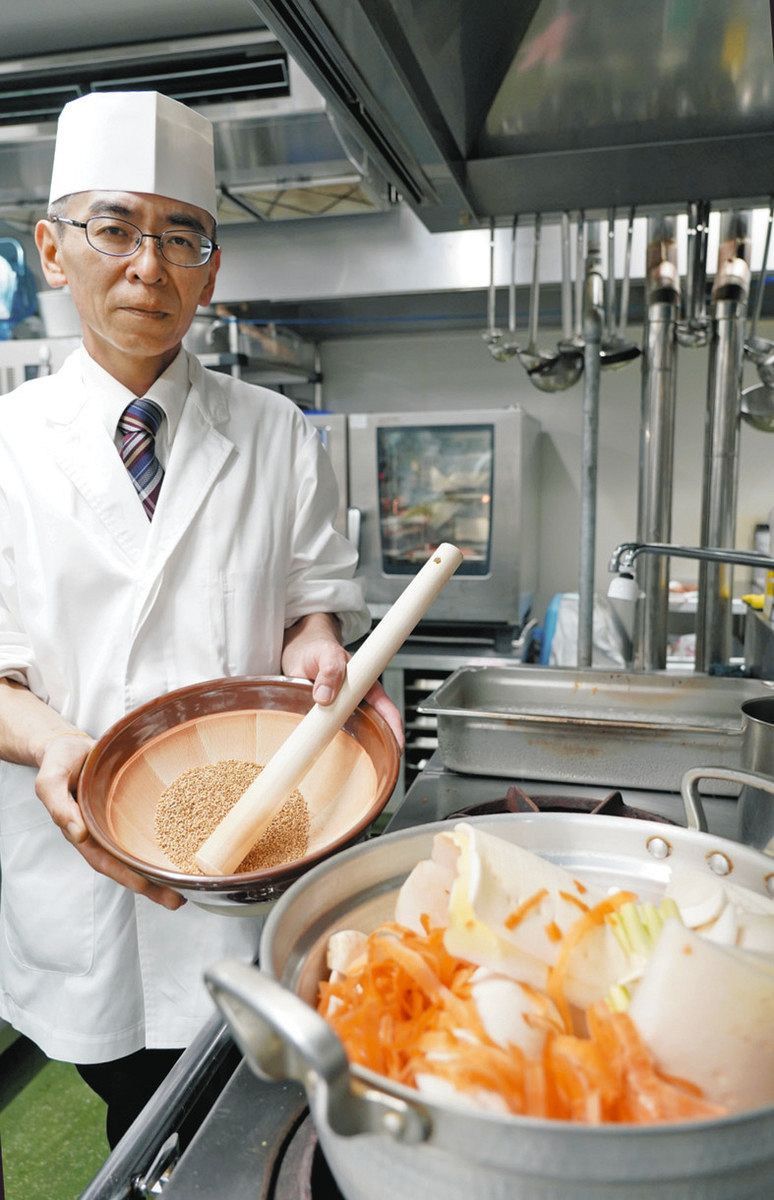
left=0, top=30, right=394, bottom=226
left=250, top=0, right=774, bottom=232
left=0, top=39, right=290, bottom=127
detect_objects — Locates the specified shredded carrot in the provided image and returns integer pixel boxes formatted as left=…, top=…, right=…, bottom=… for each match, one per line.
left=574, top=879, right=588, bottom=895
left=318, top=908, right=726, bottom=1125
left=504, top=888, right=548, bottom=930
left=559, top=889, right=590, bottom=914
left=545, top=921, right=563, bottom=943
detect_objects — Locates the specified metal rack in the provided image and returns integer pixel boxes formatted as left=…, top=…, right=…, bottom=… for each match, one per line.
left=380, top=639, right=531, bottom=812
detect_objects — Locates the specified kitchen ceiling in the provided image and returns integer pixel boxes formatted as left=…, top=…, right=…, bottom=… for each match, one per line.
left=0, top=0, right=260, bottom=57
left=250, top=0, right=774, bottom=230
left=3, top=1, right=772, bottom=234
left=0, top=0, right=393, bottom=227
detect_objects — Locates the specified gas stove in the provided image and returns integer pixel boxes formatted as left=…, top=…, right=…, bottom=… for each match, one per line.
left=81, top=756, right=741, bottom=1199
left=385, top=752, right=740, bottom=840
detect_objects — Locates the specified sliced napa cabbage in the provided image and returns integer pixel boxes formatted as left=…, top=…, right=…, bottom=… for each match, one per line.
left=605, top=897, right=683, bottom=1005
left=629, top=919, right=774, bottom=1111
left=441, top=823, right=628, bottom=1007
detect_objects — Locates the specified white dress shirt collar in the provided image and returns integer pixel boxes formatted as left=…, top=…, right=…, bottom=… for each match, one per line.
left=80, top=345, right=192, bottom=464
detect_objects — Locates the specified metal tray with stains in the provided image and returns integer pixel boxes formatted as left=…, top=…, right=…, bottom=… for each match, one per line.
left=418, top=666, right=774, bottom=791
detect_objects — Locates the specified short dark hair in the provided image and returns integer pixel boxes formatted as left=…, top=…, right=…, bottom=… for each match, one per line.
left=47, top=194, right=73, bottom=234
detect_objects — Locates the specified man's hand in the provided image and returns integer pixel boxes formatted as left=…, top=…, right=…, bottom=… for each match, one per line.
left=281, top=613, right=404, bottom=748
left=35, top=732, right=185, bottom=910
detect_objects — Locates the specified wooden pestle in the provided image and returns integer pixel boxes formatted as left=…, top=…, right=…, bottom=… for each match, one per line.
left=194, top=543, right=464, bottom=875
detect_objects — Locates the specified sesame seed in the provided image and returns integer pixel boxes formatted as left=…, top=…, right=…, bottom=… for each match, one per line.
left=155, top=759, right=309, bottom=875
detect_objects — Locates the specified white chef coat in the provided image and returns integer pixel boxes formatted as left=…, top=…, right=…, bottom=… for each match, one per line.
left=0, top=345, right=370, bottom=1063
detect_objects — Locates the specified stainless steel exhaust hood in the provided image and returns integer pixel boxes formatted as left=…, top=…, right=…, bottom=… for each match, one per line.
left=248, top=0, right=774, bottom=232
left=0, top=29, right=394, bottom=226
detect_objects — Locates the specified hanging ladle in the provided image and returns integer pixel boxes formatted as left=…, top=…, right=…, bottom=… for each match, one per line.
left=745, top=197, right=773, bottom=365
left=482, top=216, right=519, bottom=362
left=517, top=214, right=582, bottom=391
left=540, top=211, right=584, bottom=391
left=599, top=207, right=641, bottom=369
left=565, top=214, right=638, bottom=369
left=676, top=200, right=711, bottom=348
left=740, top=197, right=774, bottom=432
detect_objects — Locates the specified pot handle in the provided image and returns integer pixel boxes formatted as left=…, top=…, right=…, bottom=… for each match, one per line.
left=681, top=766, right=774, bottom=830
left=205, top=960, right=430, bottom=1144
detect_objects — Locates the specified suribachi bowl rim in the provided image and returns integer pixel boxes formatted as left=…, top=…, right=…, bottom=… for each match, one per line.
left=77, top=674, right=402, bottom=895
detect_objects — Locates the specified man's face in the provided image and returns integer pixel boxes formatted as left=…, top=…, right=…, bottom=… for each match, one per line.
left=35, top=190, right=220, bottom=379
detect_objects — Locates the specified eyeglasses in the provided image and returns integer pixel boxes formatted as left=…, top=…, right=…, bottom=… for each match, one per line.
left=50, top=215, right=218, bottom=267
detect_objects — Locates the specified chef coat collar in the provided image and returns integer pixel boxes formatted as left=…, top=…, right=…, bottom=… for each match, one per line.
left=78, top=345, right=191, bottom=443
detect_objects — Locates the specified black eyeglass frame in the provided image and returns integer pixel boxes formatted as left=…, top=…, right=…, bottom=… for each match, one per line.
left=49, top=215, right=219, bottom=267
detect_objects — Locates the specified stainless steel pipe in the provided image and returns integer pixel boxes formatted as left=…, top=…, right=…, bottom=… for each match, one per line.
left=635, top=217, right=680, bottom=670
left=577, top=233, right=605, bottom=668
left=635, top=300, right=679, bottom=669
left=696, top=296, right=748, bottom=670
left=695, top=210, right=751, bottom=673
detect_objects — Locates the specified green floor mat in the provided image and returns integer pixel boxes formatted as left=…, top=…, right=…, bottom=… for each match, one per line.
left=0, top=1038, right=108, bottom=1200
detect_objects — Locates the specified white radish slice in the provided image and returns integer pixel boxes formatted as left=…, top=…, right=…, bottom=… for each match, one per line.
left=699, top=902, right=738, bottom=947
left=326, top=929, right=367, bottom=975
left=395, top=858, right=455, bottom=935
left=664, top=865, right=726, bottom=929
left=629, top=920, right=774, bottom=1111
left=738, top=913, right=774, bottom=958
left=470, top=968, right=560, bottom=1057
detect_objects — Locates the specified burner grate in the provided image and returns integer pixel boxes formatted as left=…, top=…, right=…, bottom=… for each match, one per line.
left=273, top=1116, right=341, bottom=1200
left=448, top=785, right=680, bottom=824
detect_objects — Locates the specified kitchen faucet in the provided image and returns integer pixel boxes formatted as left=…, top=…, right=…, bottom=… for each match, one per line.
left=608, top=542, right=774, bottom=671
left=608, top=542, right=774, bottom=598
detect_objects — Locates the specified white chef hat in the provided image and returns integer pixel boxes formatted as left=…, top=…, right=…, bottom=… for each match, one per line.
left=48, top=91, right=218, bottom=220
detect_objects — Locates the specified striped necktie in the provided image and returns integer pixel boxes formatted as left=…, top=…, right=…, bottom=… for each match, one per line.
left=118, top=398, right=165, bottom=519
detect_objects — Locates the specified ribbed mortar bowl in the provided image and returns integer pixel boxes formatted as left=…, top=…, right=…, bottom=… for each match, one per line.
left=77, top=676, right=400, bottom=914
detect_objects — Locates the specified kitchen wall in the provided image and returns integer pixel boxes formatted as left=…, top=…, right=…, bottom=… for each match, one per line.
left=318, top=323, right=774, bottom=617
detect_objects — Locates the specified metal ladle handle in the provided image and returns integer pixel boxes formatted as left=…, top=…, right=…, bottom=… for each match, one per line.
left=749, top=197, right=774, bottom=345
left=486, top=217, right=498, bottom=339
left=617, top=207, right=635, bottom=339
left=573, top=213, right=586, bottom=342
left=508, top=214, right=518, bottom=337
left=527, top=212, right=542, bottom=350
left=560, top=212, right=573, bottom=341
left=605, top=208, right=617, bottom=341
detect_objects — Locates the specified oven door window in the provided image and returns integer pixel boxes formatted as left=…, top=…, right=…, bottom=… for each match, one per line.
left=377, top=424, right=494, bottom=575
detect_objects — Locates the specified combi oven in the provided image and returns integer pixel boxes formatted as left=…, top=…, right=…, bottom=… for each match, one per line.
left=308, top=408, right=540, bottom=637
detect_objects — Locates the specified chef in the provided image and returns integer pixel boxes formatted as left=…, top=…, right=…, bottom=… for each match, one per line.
left=0, top=90, right=401, bottom=1147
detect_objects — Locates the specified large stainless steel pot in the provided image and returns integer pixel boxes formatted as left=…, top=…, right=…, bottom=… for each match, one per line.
left=682, top=694, right=774, bottom=852
left=206, top=811, right=774, bottom=1200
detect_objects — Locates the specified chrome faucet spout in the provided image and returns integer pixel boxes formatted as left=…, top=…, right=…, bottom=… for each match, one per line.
left=609, top=540, right=774, bottom=575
